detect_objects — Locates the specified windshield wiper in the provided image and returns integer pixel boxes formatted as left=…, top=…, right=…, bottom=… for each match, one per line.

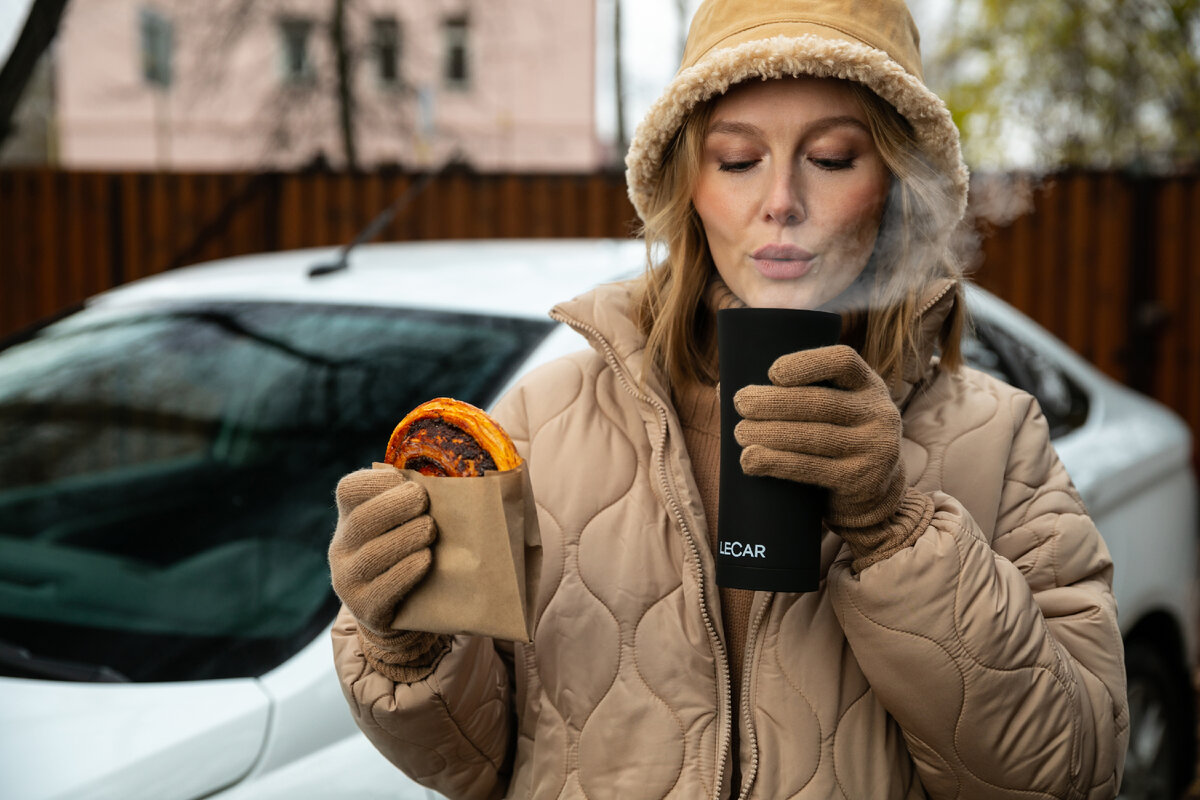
left=308, top=149, right=466, bottom=278
left=0, top=639, right=129, bottom=683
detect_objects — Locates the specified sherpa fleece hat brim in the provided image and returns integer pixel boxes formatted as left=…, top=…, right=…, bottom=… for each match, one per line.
left=625, top=26, right=969, bottom=224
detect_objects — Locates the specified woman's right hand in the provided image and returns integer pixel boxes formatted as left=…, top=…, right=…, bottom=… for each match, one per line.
left=328, top=465, right=437, bottom=637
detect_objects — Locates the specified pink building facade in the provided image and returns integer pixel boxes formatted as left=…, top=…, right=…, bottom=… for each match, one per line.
left=51, top=0, right=605, bottom=172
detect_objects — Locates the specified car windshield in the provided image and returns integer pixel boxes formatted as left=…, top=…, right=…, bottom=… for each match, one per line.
left=0, top=300, right=553, bottom=682
left=961, top=316, right=1089, bottom=439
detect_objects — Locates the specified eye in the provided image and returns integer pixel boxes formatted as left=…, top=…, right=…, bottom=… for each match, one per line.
left=810, top=157, right=855, bottom=171
left=718, top=159, right=759, bottom=173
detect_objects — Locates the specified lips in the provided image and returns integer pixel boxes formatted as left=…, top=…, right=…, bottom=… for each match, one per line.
left=751, top=243, right=815, bottom=279
left=752, top=243, right=814, bottom=261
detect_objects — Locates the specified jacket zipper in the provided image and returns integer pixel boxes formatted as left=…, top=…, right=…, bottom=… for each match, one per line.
left=550, top=309, right=734, bottom=800
left=736, top=593, right=773, bottom=800
left=916, top=279, right=955, bottom=318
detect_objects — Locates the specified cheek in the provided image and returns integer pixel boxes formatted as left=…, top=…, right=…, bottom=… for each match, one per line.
left=692, top=180, right=735, bottom=236
left=693, top=169, right=764, bottom=231
left=829, top=180, right=889, bottom=249
left=692, top=194, right=744, bottom=267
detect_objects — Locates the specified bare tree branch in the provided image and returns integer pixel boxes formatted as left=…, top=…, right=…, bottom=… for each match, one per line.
left=0, top=0, right=70, bottom=146
left=332, top=0, right=357, bottom=170
left=613, top=0, right=626, bottom=160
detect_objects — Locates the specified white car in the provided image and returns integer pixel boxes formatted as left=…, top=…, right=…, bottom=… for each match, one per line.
left=0, top=239, right=1194, bottom=800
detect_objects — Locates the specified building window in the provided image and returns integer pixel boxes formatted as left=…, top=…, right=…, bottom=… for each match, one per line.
left=279, top=16, right=316, bottom=84
left=442, top=16, right=469, bottom=90
left=140, top=8, right=173, bottom=87
left=372, top=17, right=401, bottom=87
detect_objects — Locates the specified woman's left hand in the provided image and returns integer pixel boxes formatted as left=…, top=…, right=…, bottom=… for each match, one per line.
left=733, top=344, right=908, bottom=532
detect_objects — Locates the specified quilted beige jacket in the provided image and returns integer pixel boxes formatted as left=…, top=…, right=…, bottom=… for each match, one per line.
left=332, top=280, right=1128, bottom=800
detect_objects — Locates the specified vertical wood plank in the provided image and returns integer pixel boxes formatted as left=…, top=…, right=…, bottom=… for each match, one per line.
left=560, top=175, right=583, bottom=237
left=2, top=171, right=36, bottom=332
left=49, top=172, right=70, bottom=310
left=63, top=172, right=87, bottom=304
left=382, top=174, right=407, bottom=241
left=165, top=173, right=186, bottom=270
left=373, top=172, right=396, bottom=242
left=228, top=173, right=251, bottom=257
left=336, top=172, right=357, bottom=245
left=285, top=173, right=306, bottom=250
left=445, top=172, right=469, bottom=240
left=363, top=171, right=386, bottom=242
left=138, top=172, right=158, bottom=279
left=256, top=173, right=274, bottom=254
left=278, top=173, right=303, bottom=250
left=120, top=173, right=143, bottom=283
left=1065, top=174, right=1092, bottom=363
left=86, top=173, right=112, bottom=296
left=1035, top=178, right=1063, bottom=339
left=1156, top=178, right=1185, bottom=412
left=421, top=174, right=443, bottom=240
left=200, top=173, right=220, bottom=259
left=202, top=173, right=224, bottom=261
left=148, top=171, right=171, bottom=276
left=584, top=174, right=608, bottom=238
left=312, top=173, right=332, bottom=245
left=971, top=177, right=1008, bottom=302
left=260, top=173, right=280, bottom=254
left=20, top=171, right=39, bottom=329
left=0, top=171, right=17, bottom=332
left=171, top=173, right=194, bottom=270
left=475, top=175, right=499, bottom=240
left=1007, top=192, right=1035, bottom=318
left=1094, top=172, right=1129, bottom=383
left=1186, top=177, right=1200, bottom=439
left=36, top=170, right=59, bottom=318
left=500, top=174, right=522, bottom=238
left=532, top=176, right=554, bottom=238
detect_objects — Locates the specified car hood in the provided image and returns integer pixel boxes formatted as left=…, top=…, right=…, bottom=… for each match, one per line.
left=1054, top=372, right=1194, bottom=519
left=0, top=676, right=270, bottom=800
left=87, top=239, right=645, bottom=321
left=209, top=733, right=436, bottom=800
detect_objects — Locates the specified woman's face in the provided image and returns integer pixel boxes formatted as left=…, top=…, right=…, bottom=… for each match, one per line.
left=692, top=77, right=892, bottom=310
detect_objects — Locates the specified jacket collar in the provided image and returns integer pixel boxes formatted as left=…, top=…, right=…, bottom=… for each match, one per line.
left=893, top=277, right=958, bottom=406
left=550, top=279, right=671, bottom=406
left=550, top=276, right=960, bottom=409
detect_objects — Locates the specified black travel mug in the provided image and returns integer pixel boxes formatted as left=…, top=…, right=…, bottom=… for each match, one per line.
left=716, top=307, right=842, bottom=593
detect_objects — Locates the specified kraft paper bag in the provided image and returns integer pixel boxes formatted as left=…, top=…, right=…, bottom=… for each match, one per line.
left=385, top=463, right=541, bottom=643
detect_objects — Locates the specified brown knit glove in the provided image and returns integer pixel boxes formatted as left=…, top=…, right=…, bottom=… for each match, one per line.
left=328, top=465, right=450, bottom=682
left=733, top=345, right=934, bottom=572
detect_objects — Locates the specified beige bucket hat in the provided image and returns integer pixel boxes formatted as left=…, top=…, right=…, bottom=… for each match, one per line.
left=625, top=0, right=968, bottom=224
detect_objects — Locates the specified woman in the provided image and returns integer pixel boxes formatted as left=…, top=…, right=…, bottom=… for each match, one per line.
left=327, top=0, right=1128, bottom=797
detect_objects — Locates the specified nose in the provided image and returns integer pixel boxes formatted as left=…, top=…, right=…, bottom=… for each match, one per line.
left=763, top=163, right=805, bottom=226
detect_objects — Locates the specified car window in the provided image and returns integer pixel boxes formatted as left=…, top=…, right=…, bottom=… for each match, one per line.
left=0, top=301, right=553, bottom=682
left=961, top=318, right=1090, bottom=439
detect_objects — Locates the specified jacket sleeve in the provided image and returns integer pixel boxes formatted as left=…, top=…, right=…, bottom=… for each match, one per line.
left=828, top=393, right=1128, bottom=799
left=332, top=606, right=516, bottom=800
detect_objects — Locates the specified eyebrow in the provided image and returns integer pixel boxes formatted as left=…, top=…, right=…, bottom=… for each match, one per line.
left=706, top=115, right=870, bottom=140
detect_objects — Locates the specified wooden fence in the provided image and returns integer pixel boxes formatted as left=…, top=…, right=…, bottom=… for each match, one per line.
left=0, top=168, right=638, bottom=336
left=969, top=172, right=1200, bottom=442
left=1, top=167, right=1197, bottom=443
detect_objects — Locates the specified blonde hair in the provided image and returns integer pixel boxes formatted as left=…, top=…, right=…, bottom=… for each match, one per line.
left=632, top=78, right=966, bottom=391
